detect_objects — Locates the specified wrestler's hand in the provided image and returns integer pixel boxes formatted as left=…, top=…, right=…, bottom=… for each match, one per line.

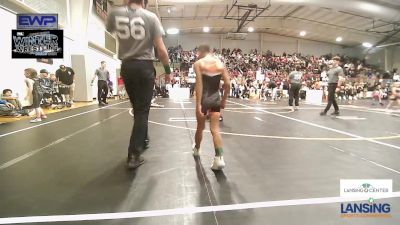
left=165, top=74, right=171, bottom=84
left=196, top=105, right=204, bottom=119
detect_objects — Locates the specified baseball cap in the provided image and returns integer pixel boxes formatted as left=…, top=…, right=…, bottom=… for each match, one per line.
left=40, top=69, right=48, bottom=74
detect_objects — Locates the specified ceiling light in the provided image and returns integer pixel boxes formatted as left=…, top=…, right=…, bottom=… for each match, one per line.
left=167, top=8, right=171, bottom=14
left=166, top=28, right=179, bottom=35
left=248, top=27, right=254, bottom=32
left=300, top=31, right=306, bottom=36
left=203, top=27, right=210, bottom=32
left=336, top=37, right=343, bottom=42
left=362, top=42, right=373, bottom=48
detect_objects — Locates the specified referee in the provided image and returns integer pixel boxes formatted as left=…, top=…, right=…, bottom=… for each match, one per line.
left=91, top=61, right=110, bottom=106
left=288, top=66, right=302, bottom=111
left=107, top=0, right=171, bottom=169
left=320, top=56, right=344, bottom=116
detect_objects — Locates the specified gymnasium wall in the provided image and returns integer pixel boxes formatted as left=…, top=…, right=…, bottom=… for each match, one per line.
left=390, top=46, right=400, bottom=71
left=364, top=46, right=400, bottom=72
left=364, top=48, right=386, bottom=71
left=164, top=32, right=363, bottom=58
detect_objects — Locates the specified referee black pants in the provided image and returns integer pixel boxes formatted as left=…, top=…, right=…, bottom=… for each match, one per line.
left=98, top=80, right=108, bottom=103
left=324, top=83, right=339, bottom=113
left=289, top=83, right=301, bottom=106
left=121, top=60, right=155, bottom=157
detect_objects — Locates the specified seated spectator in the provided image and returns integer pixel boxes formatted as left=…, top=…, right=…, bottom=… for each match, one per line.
left=0, top=100, right=21, bottom=117
left=1, top=89, right=29, bottom=116
left=2, top=89, right=22, bottom=110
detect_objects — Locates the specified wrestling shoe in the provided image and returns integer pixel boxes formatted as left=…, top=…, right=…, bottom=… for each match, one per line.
left=192, top=144, right=201, bottom=157
left=331, top=111, right=340, bottom=116
left=30, top=118, right=42, bottom=123
left=127, top=155, right=145, bottom=169
left=211, top=156, right=225, bottom=170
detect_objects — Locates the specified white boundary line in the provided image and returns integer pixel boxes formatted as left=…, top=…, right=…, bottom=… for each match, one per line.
left=329, top=146, right=400, bottom=175
left=228, top=101, right=400, bottom=150
left=106, top=107, right=323, bottom=110
left=0, top=101, right=129, bottom=139
left=0, top=193, right=399, bottom=224
left=335, top=116, right=366, bottom=120
left=149, top=120, right=400, bottom=141
left=169, top=117, right=197, bottom=122
left=178, top=101, right=220, bottom=225
left=0, top=110, right=128, bottom=170
left=308, top=103, right=399, bottom=117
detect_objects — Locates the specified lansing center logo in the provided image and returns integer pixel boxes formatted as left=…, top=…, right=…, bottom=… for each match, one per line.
left=340, top=180, right=392, bottom=218
left=341, top=197, right=391, bottom=218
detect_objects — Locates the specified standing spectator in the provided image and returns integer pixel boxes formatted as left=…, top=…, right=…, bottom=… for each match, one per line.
left=22, top=71, right=34, bottom=110
left=372, top=85, right=384, bottom=106
left=50, top=73, right=63, bottom=108
left=268, top=79, right=277, bottom=101
left=288, top=66, right=302, bottom=110
left=393, top=68, right=400, bottom=82
left=106, top=0, right=171, bottom=169
left=386, top=82, right=400, bottom=111
left=320, top=57, right=344, bottom=116
left=108, top=80, right=114, bottom=98
left=117, top=74, right=126, bottom=99
left=24, top=68, right=47, bottom=123
left=56, top=65, right=75, bottom=107
left=39, top=69, right=53, bottom=107
left=91, top=61, right=110, bottom=106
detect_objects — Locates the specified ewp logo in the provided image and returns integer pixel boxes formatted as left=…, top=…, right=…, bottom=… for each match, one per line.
left=17, top=14, right=58, bottom=29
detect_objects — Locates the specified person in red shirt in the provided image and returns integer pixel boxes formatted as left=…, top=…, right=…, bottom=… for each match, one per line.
left=117, top=74, right=126, bottom=99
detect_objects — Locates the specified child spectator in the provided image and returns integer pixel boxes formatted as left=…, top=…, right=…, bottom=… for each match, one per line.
left=1, top=89, right=29, bottom=116
left=2, top=89, right=22, bottom=110
left=49, top=73, right=63, bottom=108
left=372, top=85, right=384, bottom=106
left=24, top=68, right=47, bottom=123
left=0, top=100, right=21, bottom=117
left=39, top=69, right=54, bottom=108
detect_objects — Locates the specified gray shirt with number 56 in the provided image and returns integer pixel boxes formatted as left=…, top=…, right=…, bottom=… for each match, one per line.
left=106, top=6, right=165, bottom=61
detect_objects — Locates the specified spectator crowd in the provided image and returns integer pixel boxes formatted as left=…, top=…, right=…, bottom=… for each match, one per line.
left=167, top=46, right=399, bottom=103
